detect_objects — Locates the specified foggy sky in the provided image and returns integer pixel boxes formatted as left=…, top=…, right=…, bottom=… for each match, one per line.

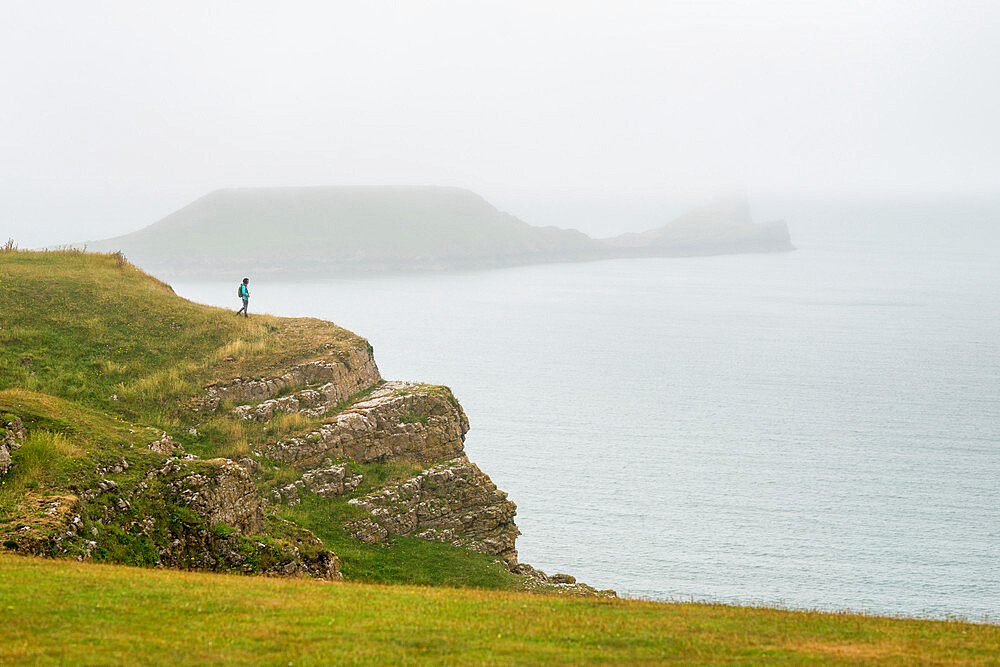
left=3, top=1, right=999, bottom=247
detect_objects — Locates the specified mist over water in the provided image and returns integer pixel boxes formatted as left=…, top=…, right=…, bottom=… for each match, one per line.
left=172, top=200, right=1000, bottom=621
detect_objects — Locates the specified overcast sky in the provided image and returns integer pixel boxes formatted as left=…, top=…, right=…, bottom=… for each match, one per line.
left=3, top=0, right=999, bottom=246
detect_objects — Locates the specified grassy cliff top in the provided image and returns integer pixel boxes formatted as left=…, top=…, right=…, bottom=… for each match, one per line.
left=0, top=249, right=366, bottom=421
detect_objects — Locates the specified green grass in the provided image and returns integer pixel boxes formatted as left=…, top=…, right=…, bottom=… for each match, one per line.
left=0, top=389, right=151, bottom=526
left=0, top=250, right=362, bottom=426
left=2, top=554, right=997, bottom=665
left=0, top=250, right=377, bottom=465
left=400, top=410, right=430, bottom=424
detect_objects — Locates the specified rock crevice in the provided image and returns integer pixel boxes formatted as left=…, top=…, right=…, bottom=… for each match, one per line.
left=0, top=417, right=26, bottom=475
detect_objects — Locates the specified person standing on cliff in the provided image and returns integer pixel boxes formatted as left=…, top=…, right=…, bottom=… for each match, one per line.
left=237, top=277, right=250, bottom=317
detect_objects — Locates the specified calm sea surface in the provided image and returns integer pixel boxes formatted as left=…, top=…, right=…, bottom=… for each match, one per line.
left=173, top=219, right=1000, bottom=621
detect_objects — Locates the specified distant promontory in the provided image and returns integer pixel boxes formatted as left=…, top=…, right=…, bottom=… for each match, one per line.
left=87, top=186, right=792, bottom=278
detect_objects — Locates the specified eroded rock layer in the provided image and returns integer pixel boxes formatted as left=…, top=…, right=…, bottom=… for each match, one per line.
left=160, top=457, right=266, bottom=535
left=207, top=345, right=380, bottom=410
left=5, top=454, right=341, bottom=580
left=345, top=455, right=519, bottom=566
left=273, top=463, right=363, bottom=506
left=265, top=382, right=469, bottom=467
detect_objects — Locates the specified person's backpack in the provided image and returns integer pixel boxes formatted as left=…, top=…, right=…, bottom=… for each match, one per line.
left=237, top=284, right=243, bottom=298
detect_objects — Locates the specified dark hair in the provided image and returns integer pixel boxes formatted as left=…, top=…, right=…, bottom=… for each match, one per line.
left=242, top=277, right=249, bottom=283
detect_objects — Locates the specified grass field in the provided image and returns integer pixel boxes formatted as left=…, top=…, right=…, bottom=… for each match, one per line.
left=2, top=554, right=998, bottom=665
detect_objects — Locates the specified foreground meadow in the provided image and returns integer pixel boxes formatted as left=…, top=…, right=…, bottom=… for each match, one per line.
left=1, top=554, right=997, bottom=664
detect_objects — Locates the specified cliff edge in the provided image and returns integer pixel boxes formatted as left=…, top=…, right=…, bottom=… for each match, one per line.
left=0, top=250, right=611, bottom=596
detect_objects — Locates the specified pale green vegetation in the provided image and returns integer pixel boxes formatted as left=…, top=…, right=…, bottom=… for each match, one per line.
left=81, top=188, right=792, bottom=280
left=87, top=186, right=600, bottom=277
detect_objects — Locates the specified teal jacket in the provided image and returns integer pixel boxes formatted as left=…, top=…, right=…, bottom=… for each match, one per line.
left=239, top=284, right=249, bottom=299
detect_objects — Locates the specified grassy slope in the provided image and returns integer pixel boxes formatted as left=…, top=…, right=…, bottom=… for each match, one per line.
left=0, top=250, right=360, bottom=418
left=2, top=554, right=998, bottom=665
left=0, top=250, right=522, bottom=587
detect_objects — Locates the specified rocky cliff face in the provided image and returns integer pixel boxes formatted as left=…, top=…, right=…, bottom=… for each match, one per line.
left=2, top=330, right=608, bottom=594
left=161, top=457, right=265, bottom=535
left=345, top=456, right=519, bottom=566
left=4, top=452, right=340, bottom=580
left=223, top=359, right=526, bottom=577
left=202, top=355, right=599, bottom=590
left=272, top=464, right=363, bottom=506
left=205, top=346, right=380, bottom=413
left=264, top=382, right=468, bottom=467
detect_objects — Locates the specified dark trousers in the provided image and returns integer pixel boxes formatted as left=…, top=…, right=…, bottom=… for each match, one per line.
left=237, top=297, right=248, bottom=316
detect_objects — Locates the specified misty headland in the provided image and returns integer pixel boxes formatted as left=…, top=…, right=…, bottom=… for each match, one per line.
left=85, top=186, right=792, bottom=279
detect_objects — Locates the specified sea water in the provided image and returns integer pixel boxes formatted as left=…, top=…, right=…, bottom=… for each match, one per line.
left=173, top=213, right=1000, bottom=621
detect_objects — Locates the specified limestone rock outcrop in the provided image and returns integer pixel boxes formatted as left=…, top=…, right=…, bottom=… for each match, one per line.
left=273, top=463, right=363, bottom=506
left=2, top=451, right=341, bottom=580
left=205, top=346, right=380, bottom=412
left=1, top=416, right=26, bottom=474
left=235, top=386, right=327, bottom=421
left=148, top=432, right=184, bottom=456
left=155, top=457, right=266, bottom=535
left=265, top=382, right=468, bottom=467
left=140, top=456, right=338, bottom=578
left=345, top=455, right=519, bottom=566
